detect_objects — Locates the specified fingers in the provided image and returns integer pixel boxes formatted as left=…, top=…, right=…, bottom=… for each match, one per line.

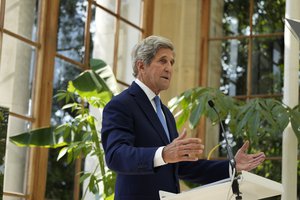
left=176, top=144, right=204, bottom=156
left=251, top=153, right=266, bottom=163
left=246, top=152, right=265, bottom=163
left=235, top=141, right=266, bottom=172
left=236, top=152, right=266, bottom=172
left=174, top=128, right=187, bottom=141
left=245, top=157, right=265, bottom=171
left=162, top=133, right=205, bottom=163
left=239, top=140, right=249, bottom=152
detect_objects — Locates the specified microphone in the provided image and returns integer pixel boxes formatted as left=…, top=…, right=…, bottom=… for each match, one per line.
left=208, top=100, right=242, bottom=200
left=207, top=100, right=235, bottom=168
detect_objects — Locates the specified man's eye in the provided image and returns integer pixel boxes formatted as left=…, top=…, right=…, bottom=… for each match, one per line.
left=160, top=59, right=167, bottom=64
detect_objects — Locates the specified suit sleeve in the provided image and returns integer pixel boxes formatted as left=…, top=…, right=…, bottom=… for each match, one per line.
left=101, top=98, right=158, bottom=175
left=178, top=159, right=230, bottom=184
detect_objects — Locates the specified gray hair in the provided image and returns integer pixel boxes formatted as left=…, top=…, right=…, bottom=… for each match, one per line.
left=131, top=35, right=175, bottom=77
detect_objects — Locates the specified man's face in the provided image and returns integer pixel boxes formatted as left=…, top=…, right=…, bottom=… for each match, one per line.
left=137, top=48, right=175, bottom=94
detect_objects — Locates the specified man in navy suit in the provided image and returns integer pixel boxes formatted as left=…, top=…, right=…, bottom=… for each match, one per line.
left=101, top=35, right=265, bottom=200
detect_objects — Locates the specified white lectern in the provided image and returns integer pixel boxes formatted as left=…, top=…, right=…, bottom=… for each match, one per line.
left=286, top=18, right=300, bottom=40
left=159, top=171, right=283, bottom=200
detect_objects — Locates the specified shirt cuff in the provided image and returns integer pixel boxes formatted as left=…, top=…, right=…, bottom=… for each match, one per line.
left=153, top=146, right=167, bottom=167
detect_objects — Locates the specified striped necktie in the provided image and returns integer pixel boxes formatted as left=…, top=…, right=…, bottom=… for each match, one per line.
left=154, top=96, right=170, bottom=141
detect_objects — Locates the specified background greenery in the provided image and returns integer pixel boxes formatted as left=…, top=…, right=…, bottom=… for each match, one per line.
left=169, top=87, right=300, bottom=199
left=10, top=67, right=300, bottom=199
left=0, top=106, right=9, bottom=200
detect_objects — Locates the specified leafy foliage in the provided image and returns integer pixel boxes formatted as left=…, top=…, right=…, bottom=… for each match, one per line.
left=169, top=87, right=300, bottom=142
left=10, top=60, right=300, bottom=199
left=0, top=107, right=9, bottom=199
left=10, top=59, right=116, bottom=199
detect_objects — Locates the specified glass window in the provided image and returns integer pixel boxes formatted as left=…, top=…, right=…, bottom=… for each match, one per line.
left=209, top=0, right=285, bottom=99
left=251, top=37, right=284, bottom=95
left=0, top=0, right=40, bottom=198
left=120, top=0, right=142, bottom=27
left=207, top=0, right=288, bottom=193
left=45, top=149, right=76, bottom=200
left=4, top=0, right=39, bottom=41
left=220, top=0, right=250, bottom=37
left=45, top=58, right=82, bottom=198
left=116, top=21, right=141, bottom=85
left=252, top=0, right=285, bottom=35
left=3, top=116, right=30, bottom=194
left=218, top=39, right=248, bottom=96
left=57, top=0, right=86, bottom=63
left=91, top=5, right=116, bottom=66
left=0, top=35, right=36, bottom=116
left=0, top=106, right=9, bottom=198
left=51, top=58, right=82, bottom=126
left=95, top=0, right=116, bottom=13
left=1, top=0, right=150, bottom=198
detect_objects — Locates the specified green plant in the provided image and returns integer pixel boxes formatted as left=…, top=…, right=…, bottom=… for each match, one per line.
left=169, top=86, right=300, bottom=199
left=10, top=59, right=117, bottom=200
left=0, top=106, right=9, bottom=200
left=169, top=87, right=300, bottom=142
left=9, top=63, right=300, bottom=199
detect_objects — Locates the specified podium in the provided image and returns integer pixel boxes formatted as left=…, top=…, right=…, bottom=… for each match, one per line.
left=286, top=18, right=300, bottom=40
left=159, top=171, right=283, bottom=200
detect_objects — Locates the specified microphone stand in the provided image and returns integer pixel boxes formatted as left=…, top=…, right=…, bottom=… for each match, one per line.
left=208, top=100, right=242, bottom=200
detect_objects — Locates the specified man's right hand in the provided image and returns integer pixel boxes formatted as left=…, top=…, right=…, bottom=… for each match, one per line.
left=162, top=129, right=204, bottom=163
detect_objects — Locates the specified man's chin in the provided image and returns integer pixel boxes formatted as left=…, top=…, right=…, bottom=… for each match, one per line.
left=161, top=84, right=170, bottom=91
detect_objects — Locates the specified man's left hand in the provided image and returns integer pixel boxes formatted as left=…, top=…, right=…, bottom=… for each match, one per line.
left=235, top=140, right=266, bottom=172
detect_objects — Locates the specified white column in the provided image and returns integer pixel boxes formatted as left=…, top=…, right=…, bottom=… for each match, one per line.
left=282, top=0, right=299, bottom=199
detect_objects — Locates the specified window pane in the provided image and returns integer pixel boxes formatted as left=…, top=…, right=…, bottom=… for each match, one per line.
left=116, top=22, right=141, bottom=85
left=91, top=6, right=116, bottom=66
left=4, top=116, right=30, bottom=194
left=207, top=40, right=223, bottom=88
left=218, top=39, right=248, bottom=96
left=252, top=0, right=285, bottom=35
left=211, top=0, right=250, bottom=37
left=251, top=37, right=284, bottom=95
left=4, top=0, right=39, bottom=42
left=224, top=0, right=250, bottom=36
left=51, top=58, right=82, bottom=126
left=45, top=148, right=76, bottom=200
left=95, top=0, right=116, bottom=13
left=120, top=0, right=142, bottom=27
left=57, top=0, right=86, bottom=63
left=0, top=107, right=9, bottom=197
left=0, top=35, right=36, bottom=117
left=45, top=58, right=82, bottom=199
left=89, top=4, right=96, bottom=60
left=210, top=0, right=225, bottom=37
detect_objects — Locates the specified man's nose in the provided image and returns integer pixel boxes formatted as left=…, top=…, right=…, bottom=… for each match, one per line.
left=165, top=61, right=173, bottom=71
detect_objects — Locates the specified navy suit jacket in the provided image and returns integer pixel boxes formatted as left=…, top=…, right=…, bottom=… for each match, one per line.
left=101, top=82, right=230, bottom=200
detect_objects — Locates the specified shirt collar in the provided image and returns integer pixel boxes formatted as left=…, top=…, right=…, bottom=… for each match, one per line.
left=135, top=79, right=158, bottom=101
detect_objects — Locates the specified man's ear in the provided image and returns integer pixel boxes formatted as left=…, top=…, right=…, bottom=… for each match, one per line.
left=136, top=60, right=145, bottom=72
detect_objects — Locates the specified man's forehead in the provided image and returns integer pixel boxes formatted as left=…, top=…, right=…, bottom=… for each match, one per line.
left=156, top=48, right=175, bottom=58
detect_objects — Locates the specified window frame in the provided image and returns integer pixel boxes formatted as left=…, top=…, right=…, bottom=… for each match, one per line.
left=0, top=0, right=154, bottom=199
left=199, top=0, right=287, bottom=161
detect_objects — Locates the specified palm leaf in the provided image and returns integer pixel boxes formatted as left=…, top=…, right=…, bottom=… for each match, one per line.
left=9, top=127, right=65, bottom=148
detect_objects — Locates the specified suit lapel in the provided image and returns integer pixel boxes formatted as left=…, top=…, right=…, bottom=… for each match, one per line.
left=128, top=82, right=170, bottom=144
